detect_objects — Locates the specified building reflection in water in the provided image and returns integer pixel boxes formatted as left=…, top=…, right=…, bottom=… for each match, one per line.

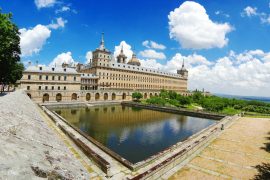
left=53, top=105, right=217, bottom=163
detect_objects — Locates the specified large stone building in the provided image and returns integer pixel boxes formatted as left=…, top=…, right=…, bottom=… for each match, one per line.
left=19, top=33, right=188, bottom=103
left=20, top=66, right=81, bottom=102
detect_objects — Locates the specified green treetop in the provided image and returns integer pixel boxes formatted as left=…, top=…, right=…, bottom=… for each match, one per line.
left=0, top=9, right=24, bottom=92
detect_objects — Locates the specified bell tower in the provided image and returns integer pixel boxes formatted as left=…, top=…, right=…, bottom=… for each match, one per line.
left=177, top=59, right=188, bottom=79
left=116, top=45, right=127, bottom=64
left=91, top=32, right=112, bottom=67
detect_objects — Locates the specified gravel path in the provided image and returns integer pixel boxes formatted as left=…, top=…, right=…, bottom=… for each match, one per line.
left=0, top=91, right=90, bottom=179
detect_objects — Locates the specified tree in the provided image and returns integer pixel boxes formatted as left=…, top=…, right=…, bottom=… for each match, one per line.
left=0, top=9, right=23, bottom=93
left=132, top=92, right=143, bottom=102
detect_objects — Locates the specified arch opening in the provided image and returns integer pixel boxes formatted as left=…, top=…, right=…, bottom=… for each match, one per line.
left=144, top=93, right=147, bottom=99
left=95, top=93, right=100, bottom=101
left=112, top=93, right=116, bottom=100
left=71, top=93, right=77, bottom=100
left=104, top=93, right=108, bottom=100
left=56, top=93, right=62, bottom=102
left=122, top=93, right=126, bottom=100
left=43, top=93, right=49, bottom=103
left=86, top=93, right=91, bottom=101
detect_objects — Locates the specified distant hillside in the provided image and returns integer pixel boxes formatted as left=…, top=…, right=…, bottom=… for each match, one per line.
left=214, top=94, right=270, bottom=103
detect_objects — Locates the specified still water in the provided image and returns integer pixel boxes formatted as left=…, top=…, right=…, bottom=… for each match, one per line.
left=53, top=105, right=217, bottom=163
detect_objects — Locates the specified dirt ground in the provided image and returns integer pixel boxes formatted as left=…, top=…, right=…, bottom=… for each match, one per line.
left=169, top=117, right=270, bottom=180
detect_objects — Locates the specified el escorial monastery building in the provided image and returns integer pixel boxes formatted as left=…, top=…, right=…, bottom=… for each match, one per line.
left=19, top=33, right=188, bottom=103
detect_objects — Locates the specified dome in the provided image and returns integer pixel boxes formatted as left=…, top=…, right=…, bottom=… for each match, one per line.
left=127, top=53, right=141, bottom=66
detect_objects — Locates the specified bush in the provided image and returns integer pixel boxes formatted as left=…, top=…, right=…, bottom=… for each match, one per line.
left=146, top=96, right=167, bottom=106
left=132, top=92, right=143, bottom=101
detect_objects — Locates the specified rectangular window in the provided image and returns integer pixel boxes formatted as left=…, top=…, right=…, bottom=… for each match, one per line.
left=39, top=75, right=42, bottom=80
left=27, top=86, right=30, bottom=90
left=64, top=86, right=66, bottom=90
left=58, top=76, right=61, bottom=80
left=64, top=76, right=67, bottom=81
left=46, top=75, right=48, bottom=80
left=45, top=86, right=48, bottom=90
left=51, top=86, right=54, bottom=90
left=28, top=75, right=31, bottom=80
left=73, top=76, right=76, bottom=81
left=58, top=86, right=60, bottom=90
left=38, top=86, right=41, bottom=90
left=52, top=76, right=55, bottom=80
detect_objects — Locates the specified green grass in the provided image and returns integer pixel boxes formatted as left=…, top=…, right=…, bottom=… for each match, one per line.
left=220, top=107, right=242, bottom=115
left=186, top=103, right=202, bottom=110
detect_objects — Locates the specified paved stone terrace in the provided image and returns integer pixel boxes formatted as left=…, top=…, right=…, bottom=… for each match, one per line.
left=169, top=117, right=270, bottom=180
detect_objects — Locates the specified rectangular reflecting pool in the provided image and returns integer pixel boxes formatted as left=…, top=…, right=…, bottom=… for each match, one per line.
left=52, top=105, right=218, bottom=164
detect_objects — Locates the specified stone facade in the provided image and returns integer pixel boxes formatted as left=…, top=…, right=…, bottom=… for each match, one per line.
left=19, top=33, right=189, bottom=103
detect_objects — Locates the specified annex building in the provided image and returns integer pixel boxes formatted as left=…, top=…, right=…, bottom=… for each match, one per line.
left=19, top=33, right=188, bottom=103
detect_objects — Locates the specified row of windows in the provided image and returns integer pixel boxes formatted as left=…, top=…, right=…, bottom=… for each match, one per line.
left=27, top=86, right=67, bottom=90
left=38, top=67, right=67, bottom=72
left=95, top=62, right=179, bottom=77
left=81, top=79, right=98, bottom=84
left=100, top=76, right=179, bottom=84
left=93, top=54, right=110, bottom=58
left=27, top=75, right=77, bottom=81
left=97, top=72, right=179, bottom=84
left=98, top=82, right=183, bottom=90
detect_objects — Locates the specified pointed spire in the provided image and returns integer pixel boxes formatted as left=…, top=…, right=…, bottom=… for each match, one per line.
left=182, top=58, right=185, bottom=68
left=120, top=44, right=124, bottom=53
left=99, top=32, right=105, bottom=50
left=101, top=32, right=104, bottom=44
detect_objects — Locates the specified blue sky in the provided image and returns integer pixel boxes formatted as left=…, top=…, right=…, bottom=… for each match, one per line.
left=1, top=0, right=270, bottom=96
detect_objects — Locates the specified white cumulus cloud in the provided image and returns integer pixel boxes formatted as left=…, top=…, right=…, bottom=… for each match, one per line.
left=139, top=49, right=166, bottom=60
left=142, top=40, right=166, bottom=50
left=114, top=41, right=133, bottom=61
left=85, top=51, right=93, bottom=63
left=49, top=52, right=77, bottom=67
left=19, top=18, right=67, bottom=57
left=35, top=0, right=57, bottom=9
left=139, top=50, right=270, bottom=96
left=168, top=1, right=232, bottom=49
left=47, top=17, right=67, bottom=29
left=19, top=25, right=51, bottom=56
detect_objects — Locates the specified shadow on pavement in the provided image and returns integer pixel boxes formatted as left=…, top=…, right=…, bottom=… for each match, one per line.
left=253, top=132, right=270, bottom=180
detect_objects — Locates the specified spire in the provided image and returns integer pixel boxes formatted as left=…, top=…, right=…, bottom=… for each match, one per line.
left=182, top=58, right=185, bottom=68
left=99, top=32, right=105, bottom=50
left=120, top=45, right=124, bottom=53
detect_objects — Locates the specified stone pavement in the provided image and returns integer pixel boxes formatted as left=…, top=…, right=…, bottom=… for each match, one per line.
left=169, top=117, right=270, bottom=180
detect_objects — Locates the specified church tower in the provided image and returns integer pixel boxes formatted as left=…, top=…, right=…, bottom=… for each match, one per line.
left=116, top=45, right=127, bottom=64
left=91, top=33, right=112, bottom=67
left=177, top=59, right=188, bottom=79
